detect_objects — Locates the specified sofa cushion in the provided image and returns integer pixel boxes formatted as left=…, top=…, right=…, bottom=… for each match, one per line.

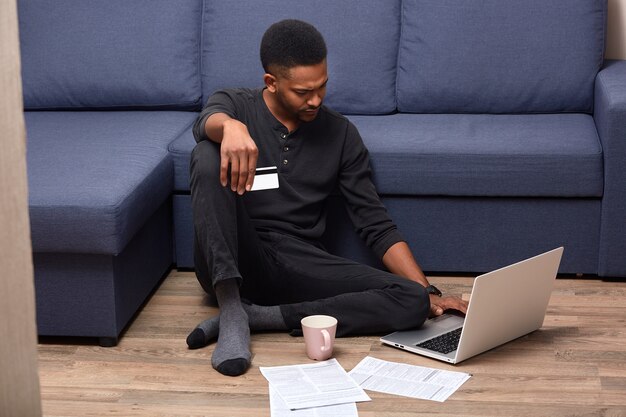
left=348, top=113, right=603, bottom=197
left=26, top=111, right=197, bottom=254
left=201, top=0, right=400, bottom=115
left=18, top=0, right=202, bottom=110
left=397, top=0, right=606, bottom=113
left=170, top=114, right=603, bottom=198
left=169, top=128, right=196, bottom=192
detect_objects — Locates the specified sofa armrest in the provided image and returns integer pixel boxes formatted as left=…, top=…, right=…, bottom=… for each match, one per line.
left=594, top=60, right=626, bottom=277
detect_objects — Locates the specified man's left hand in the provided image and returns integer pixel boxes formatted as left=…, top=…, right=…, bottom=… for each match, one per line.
left=429, top=294, right=468, bottom=317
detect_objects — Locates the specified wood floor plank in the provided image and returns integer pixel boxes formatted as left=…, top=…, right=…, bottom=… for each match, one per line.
left=38, top=272, right=626, bottom=416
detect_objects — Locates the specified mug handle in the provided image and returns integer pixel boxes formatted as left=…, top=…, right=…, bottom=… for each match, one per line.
left=320, top=329, right=331, bottom=352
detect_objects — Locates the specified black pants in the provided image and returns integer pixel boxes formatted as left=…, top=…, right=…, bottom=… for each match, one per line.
left=190, top=140, right=429, bottom=336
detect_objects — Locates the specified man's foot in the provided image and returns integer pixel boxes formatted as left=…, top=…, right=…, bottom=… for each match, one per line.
left=210, top=279, right=251, bottom=376
left=186, top=315, right=220, bottom=349
left=211, top=305, right=251, bottom=376
left=241, top=303, right=287, bottom=331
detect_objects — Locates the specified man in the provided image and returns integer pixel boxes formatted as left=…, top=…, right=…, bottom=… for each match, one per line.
left=187, top=19, right=467, bottom=377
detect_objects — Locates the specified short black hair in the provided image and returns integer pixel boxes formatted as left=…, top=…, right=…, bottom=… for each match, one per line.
left=260, top=19, right=327, bottom=75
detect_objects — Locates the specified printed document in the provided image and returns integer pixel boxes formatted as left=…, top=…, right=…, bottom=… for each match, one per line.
left=348, top=356, right=471, bottom=402
left=269, top=385, right=359, bottom=417
left=260, top=358, right=370, bottom=410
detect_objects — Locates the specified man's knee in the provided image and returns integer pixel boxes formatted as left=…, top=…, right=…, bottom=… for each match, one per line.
left=390, top=280, right=430, bottom=331
left=190, top=140, right=221, bottom=187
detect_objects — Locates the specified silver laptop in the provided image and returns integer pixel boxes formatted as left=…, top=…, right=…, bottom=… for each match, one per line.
left=380, top=247, right=564, bottom=364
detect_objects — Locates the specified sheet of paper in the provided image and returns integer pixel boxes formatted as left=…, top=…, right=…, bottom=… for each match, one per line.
left=269, top=385, right=359, bottom=417
left=260, top=358, right=370, bottom=410
left=348, top=356, right=471, bottom=402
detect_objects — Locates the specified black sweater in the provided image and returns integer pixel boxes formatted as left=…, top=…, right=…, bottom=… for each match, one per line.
left=192, top=88, right=403, bottom=259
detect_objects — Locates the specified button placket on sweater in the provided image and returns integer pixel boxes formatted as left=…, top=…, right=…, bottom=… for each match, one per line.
left=278, top=130, right=294, bottom=172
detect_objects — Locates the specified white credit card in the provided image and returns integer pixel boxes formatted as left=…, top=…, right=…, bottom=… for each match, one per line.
left=250, top=166, right=279, bottom=191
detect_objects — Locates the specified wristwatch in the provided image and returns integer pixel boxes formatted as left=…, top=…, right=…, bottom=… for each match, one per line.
left=425, top=284, right=442, bottom=297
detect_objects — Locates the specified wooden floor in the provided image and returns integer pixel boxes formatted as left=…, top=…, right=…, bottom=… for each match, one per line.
left=38, top=270, right=626, bottom=417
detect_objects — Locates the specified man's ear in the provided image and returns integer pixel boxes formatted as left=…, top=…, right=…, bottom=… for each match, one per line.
left=264, top=73, right=278, bottom=93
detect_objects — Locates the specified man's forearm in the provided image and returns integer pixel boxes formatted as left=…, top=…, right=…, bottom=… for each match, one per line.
left=382, top=241, right=429, bottom=287
left=204, top=112, right=234, bottom=144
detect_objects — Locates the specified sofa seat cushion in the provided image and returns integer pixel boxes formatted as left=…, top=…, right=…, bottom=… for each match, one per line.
left=169, top=128, right=196, bottom=192
left=349, top=113, right=603, bottom=197
left=26, top=111, right=197, bottom=254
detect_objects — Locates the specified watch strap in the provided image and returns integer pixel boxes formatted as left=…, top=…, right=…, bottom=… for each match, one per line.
left=425, top=284, right=442, bottom=297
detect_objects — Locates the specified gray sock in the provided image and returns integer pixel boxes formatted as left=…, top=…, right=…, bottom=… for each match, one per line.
left=242, top=303, right=288, bottom=331
left=211, top=279, right=251, bottom=376
left=186, top=304, right=285, bottom=347
left=186, top=315, right=220, bottom=349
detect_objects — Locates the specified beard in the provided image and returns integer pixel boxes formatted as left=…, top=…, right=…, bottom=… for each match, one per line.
left=275, top=91, right=321, bottom=124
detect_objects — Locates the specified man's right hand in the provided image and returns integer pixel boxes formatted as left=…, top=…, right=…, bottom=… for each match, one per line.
left=429, top=294, right=468, bottom=317
left=216, top=118, right=259, bottom=195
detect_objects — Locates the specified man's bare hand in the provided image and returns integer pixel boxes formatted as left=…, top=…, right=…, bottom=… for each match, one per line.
left=429, top=294, right=468, bottom=317
left=220, top=119, right=258, bottom=195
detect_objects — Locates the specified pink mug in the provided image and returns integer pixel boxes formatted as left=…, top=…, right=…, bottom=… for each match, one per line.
left=301, top=315, right=338, bottom=361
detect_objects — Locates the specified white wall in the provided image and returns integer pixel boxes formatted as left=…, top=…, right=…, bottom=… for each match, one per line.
left=607, top=0, right=626, bottom=59
left=0, top=0, right=42, bottom=415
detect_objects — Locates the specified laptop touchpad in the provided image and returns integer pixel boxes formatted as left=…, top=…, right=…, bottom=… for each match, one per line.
left=426, top=314, right=464, bottom=332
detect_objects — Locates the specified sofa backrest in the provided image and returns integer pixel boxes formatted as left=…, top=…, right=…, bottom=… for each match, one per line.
left=18, top=0, right=203, bottom=110
left=201, top=0, right=401, bottom=115
left=397, top=0, right=607, bottom=114
left=18, top=0, right=607, bottom=115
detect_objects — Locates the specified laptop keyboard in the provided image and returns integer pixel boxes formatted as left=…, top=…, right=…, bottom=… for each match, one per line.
left=416, top=327, right=463, bottom=354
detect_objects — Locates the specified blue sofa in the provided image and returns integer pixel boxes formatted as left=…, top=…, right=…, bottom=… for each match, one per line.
left=19, top=0, right=626, bottom=345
